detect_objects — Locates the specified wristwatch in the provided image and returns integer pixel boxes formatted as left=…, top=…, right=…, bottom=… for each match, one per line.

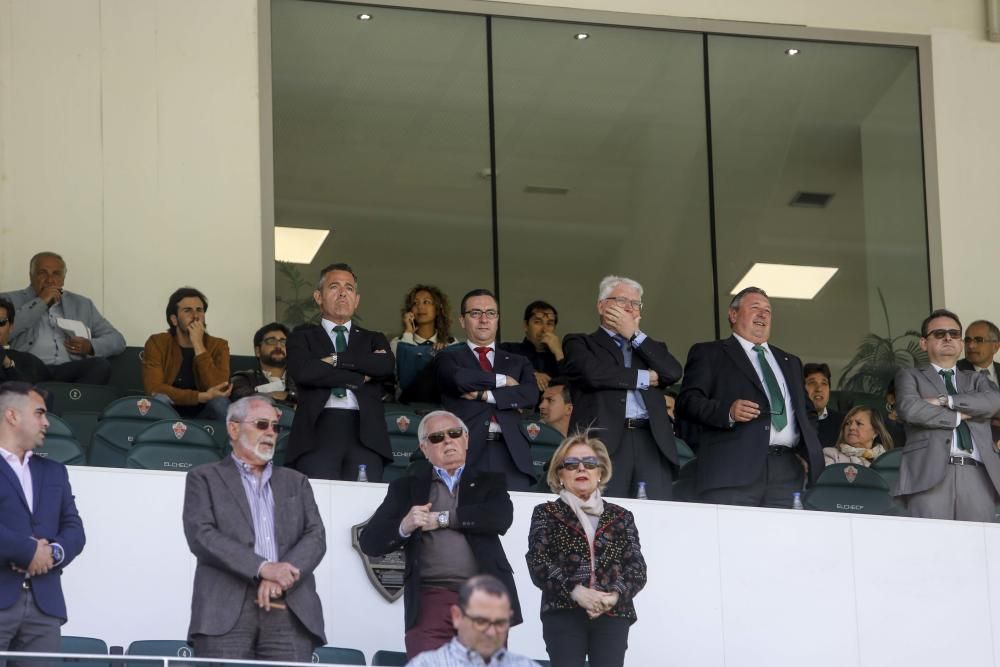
left=436, top=511, right=450, bottom=529
left=937, top=395, right=948, bottom=407
left=329, top=353, right=338, bottom=366
left=50, top=543, right=64, bottom=565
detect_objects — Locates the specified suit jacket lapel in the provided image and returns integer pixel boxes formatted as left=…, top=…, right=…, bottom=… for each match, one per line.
left=312, top=324, right=336, bottom=356
left=921, top=366, right=947, bottom=394
left=29, top=456, right=44, bottom=512
left=0, top=455, right=30, bottom=511
left=270, top=469, right=290, bottom=553
left=722, top=336, right=766, bottom=395
left=413, top=471, right=433, bottom=505
left=592, top=329, right=625, bottom=365
left=217, top=458, right=255, bottom=533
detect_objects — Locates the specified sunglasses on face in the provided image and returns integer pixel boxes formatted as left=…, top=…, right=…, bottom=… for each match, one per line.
left=235, top=419, right=285, bottom=433
left=926, top=329, right=962, bottom=340
left=426, top=427, right=465, bottom=444
left=560, top=456, right=600, bottom=471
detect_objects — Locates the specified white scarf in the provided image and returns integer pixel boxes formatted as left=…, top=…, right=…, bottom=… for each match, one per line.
left=559, top=488, right=605, bottom=547
left=836, top=442, right=886, bottom=466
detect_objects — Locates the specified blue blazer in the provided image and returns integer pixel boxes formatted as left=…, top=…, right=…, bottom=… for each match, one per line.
left=0, top=455, right=86, bottom=622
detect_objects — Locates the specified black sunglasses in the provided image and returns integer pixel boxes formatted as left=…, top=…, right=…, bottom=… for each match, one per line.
left=426, top=427, right=465, bottom=444
left=926, top=329, right=962, bottom=340
left=560, top=456, right=600, bottom=471
left=234, top=419, right=284, bottom=433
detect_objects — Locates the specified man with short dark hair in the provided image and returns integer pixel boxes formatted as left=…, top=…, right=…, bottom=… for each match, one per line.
left=230, top=323, right=297, bottom=408
left=0, top=298, right=49, bottom=384
left=958, top=319, right=1000, bottom=389
left=895, top=309, right=1000, bottom=521
left=286, top=263, right=394, bottom=481
left=142, top=287, right=231, bottom=419
left=2, top=251, right=125, bottom=384
left=500, top=301, right=564, bottom=392
left=406, top=575, right=536, bottom=667
left=803, top=362, right=843, bottom=447
left=436, top=289, right=538, bottom=491
left=0, top=382, right=86, bottom=665
left=360, top=411, right=521, bottom=660
left=538, top=378, right=573, bottom=437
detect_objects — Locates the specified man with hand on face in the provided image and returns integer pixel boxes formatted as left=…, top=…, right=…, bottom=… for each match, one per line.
left=894, top=310, right=1000, bottom=521
left=0, top=298, right=49, bottom=384
left=804, top=363, right=844, bottom=447
left=285, top=263, right=394, bottom=482
left=538, top=378, right=573, bottom=437
left=678, top=286, right=823, bottom=508
left=0, top=382, right=86, bottom=666
left=182, top=396, right=326, bottom=660
left=563, top=275, right=682, bottom=500
left=500, top=301, right=565, bottom=392
left=2, top=251, right=125, bottom=384
left=142, top=287, right=231, bottom=420
left=359, top=411, right=521, bottom=660
left=436, top=289, right=539, bottom=492
left=230, top=323, right=297, bottom=409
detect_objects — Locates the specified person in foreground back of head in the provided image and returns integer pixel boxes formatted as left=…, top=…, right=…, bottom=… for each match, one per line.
left=525, top=434, right=646, bottom=667
left=182, top=395, right=326, bottom=660
left=405, top=575, right=538, bottom=667
left=0, top=382, right=86, bottom=667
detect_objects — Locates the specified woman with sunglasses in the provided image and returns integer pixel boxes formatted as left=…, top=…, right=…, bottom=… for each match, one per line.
left=525, top=434, right=647, bottom=667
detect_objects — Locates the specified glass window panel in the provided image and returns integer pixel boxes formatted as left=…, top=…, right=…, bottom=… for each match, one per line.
left=271, top=1, right=492, bottom=338
left=708, top=36, right=928, bottom=392
left=492, top=19, right=713, bottom=361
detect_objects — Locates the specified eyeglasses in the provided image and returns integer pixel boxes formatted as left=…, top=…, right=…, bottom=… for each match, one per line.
left=560, top=456, right=600, bottom=471
left=0, top=319, right=9, bottom=326
left=459, top=607, right=511, bottom=631
left=885, top=402, right=896, bottom=413
left=261, top=337, right=287, bottom=346
left=964, top=336, right=999, bottom=345
left=463, top=309, right=499, bottom=320
left=925, top=329, right=962, bottom=340
left=425, top=427, right=465, bottom=444
left=234, top=419, right=285, bottom=433
left=603, top=296, right=643, bottom=311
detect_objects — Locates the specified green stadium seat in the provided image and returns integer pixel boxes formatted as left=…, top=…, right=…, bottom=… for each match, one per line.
left=36, top=414, right=86, bottom=465
left=88, top=397, right=180, bottom=468
left=530, top=444, right=558, bottom=481
left=133, top=418, right=219, bottom=449
left=676, top=437, right=695, bottom=467
left=519, top=419, right=564, bottom=447
left=671, top=458, right=698, bottom=502
left=870, top=447, right=903, bottom=492
left=803, top=463, right=897, bottom=515
left=37, top=381, right=121, bottom=417
left=187, top=418, right=229, bottom=450
left=385, top=407, right=421, bottom=468
left=230, top=354, right=259, bottom=374
left=372, top=649, right=407, bottom=666
left=125, top=639, right=193, bottom=667
left=61, top=412, right=100, bottom=456
left=107, top=346, right=145, bottom=394
left=313, top=646, right=366, bottom=665
left=58, top=635, right=110, bottom=667
left=126, top=443, right=222, bottom=471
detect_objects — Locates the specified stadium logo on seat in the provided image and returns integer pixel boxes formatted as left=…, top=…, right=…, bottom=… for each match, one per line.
left=164, top=461, right=193, bottom=469
left=172, top=421, right=188, bottom=439
left=69, top=388, right=82, bottom=400
left=396, top=415, right=410, bottom=433
left=843, top=465, right=859, bottom=483
left=526, top=422, right=541, bottom=440
left=836, top=503, right=864, bottom=510
left=136, top=398, right=151, bottom=416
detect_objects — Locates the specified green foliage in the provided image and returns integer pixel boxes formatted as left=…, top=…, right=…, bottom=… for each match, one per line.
left=276, top=262, right=320, bottom=326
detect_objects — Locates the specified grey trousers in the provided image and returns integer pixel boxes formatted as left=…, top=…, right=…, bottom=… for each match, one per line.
left=906, top=462, right=998, bottom=522
left=0, top=587, right=61, bottom=667
left=191, top=587, right=315, bottom=661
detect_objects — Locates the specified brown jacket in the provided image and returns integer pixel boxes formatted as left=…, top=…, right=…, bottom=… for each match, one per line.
left=142, top=331, right=230, bottom=406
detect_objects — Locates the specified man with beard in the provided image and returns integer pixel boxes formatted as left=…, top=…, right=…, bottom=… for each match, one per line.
left=142, top=287, right=231, bottom=419
left=182, top=396, right=326, bottom=660
left=230, top=323, right=296, bottom=409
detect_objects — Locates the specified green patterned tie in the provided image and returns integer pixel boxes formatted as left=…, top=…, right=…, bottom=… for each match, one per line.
left=753, top=345, right=787, bottom=431
left=330, top=325, right=347, bottom=399
left=939, top=369, right=973, bottom=452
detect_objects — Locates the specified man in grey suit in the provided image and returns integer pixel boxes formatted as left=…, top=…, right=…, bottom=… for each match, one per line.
left=182, top=396, right=326, bottom=660
left=895, top=309, right=1000, bottom=522
left=3, top=252, right=125, bottom=384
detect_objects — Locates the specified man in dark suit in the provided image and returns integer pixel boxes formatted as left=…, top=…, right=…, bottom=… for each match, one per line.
left=804, top=362, right=844, bottom=447
left=0, top=299, right=49, bottom=384
left=0, top=382, right=86, bottom=664
left=286, top=263, right=395, bottom=481
left=183, top=395, right=326, bottom=660
left=895, top=310, right=1000, bottom=521
left=359, top=410, right=521, bottom=659
left=499, top=300, right=565, bottom=392
left=677, top=286, right=823, bottom=508
left=563, top=275, right=683, bottom=500
left=436, top=289, right=538, bottom=491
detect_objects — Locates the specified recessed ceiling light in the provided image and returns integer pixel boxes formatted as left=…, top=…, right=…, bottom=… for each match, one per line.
left=785, top=48, right=800, bottom=56
left=275, top=227, right=330, bottom=264
left=357, top=13, right=372, bottom=21
left=731, top=263, right=838, bottom=300
left=574, top=33, right=590, bottom=40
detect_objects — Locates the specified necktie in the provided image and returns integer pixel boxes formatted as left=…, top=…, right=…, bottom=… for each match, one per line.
left=939, top=369, right=973, bottom=452
left=613, top=335, right=631, bottom=368
left=753, top=345, right=787, bottom=431
left=331, top=325, right=348, bottom=399
left=474, top=346, right=493, bottom=372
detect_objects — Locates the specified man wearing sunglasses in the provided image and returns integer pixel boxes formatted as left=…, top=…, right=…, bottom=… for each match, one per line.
left=183, top=396, right=326, bottom=661
left=360, top=410, right=521, bottom=660
left=894, top=309, right=1000, bottom=521
left=230, top=322, right=297, bottom=408
left=563, top=275, right=683, bottom=500
left=0, top=297, right=49, bottom=384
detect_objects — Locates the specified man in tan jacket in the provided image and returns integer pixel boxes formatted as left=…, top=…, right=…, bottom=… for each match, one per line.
left=142, top=287, right=231, bottom=419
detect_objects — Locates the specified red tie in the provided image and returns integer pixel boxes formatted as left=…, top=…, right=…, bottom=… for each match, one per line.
left=474, top=346, right=493, bottom=372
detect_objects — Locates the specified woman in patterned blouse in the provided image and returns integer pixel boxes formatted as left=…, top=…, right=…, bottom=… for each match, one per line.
left=525, top=434, right=647, bottom=667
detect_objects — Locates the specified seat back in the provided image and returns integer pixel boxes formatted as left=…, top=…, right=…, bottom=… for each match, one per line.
left=385, top=407, right=422, bottom=475
left=89, top=397, right=180, bottom=468
left=107, top=346, right=145, bottom=394
left=312, top=646, right=366, bottom=665
left=371, top=649, right=407, bottom=666
left=58, top=635, right=110, bottom=667
left=126, top=443, right=222, bottom=471
left=803, top=463, right=895, bottom=514
left=37, top=382, right=121, bottom=417
left=133, top=419, right=220, bottom=450
left=125, top=639, right=194, bottom=667
left=869, top=447, right=903, bottom=491
left=36, top=414, right=86, bottom=465
left=519, top=419, right=564, bottom=447
left=675, top=437, right=695, bottom=467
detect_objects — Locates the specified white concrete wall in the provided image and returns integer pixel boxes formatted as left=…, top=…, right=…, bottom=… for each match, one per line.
left=61, top=467, right=1000, bottom=666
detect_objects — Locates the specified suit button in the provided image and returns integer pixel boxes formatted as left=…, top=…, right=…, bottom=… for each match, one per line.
left=620, top=399, right=626, bottom=404
left=764, top=426, right=770, bottom=431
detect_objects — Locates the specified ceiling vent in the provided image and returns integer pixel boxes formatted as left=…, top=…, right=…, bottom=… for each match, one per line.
left=789, top=191, right=834, bottom=208
left=524, top=185, right=569, bottom=195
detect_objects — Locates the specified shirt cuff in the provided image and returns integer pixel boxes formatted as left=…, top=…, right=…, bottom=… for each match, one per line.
left=495, top=374, right=507, bottom=388
left=485, top=390, right=497, bottom=404
left=636, top=370, right=650, bottom=390
left=256, top=560, right=270, bottom=579
left=630, top=332, right=647, bottom=347
left=399, top=522, right=412, bottom=539
left=947, top=396, right=955, bottom=410
left=955, top=412, right=962, bottom=428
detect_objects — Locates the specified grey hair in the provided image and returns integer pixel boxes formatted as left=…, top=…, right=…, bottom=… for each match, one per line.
left=729, top=286, right=769, bottom=310
left=968, top=319, right=1000, bottom=342
left=417, top=409, right=469, bottom=444
left=597, top=275, right=643, bottom=301
left=226, top=395, right=276, bottom=423
left=29, top=251, right=66, bottom=274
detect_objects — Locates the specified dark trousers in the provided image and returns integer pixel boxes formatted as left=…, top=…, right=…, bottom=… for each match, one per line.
left=470, top=433, right=534, bottom=492
left=404, top=587, right=459, bottom=659
left=191, top=587, right=315, bottom=661
left=699, top=446, right=805, bottom=508
left=0, top=588, right=61, bottom=667
left=47, top=357, right=111, bottom=384
left=604, top=426, right=673, bottom=501
left=293, top=408, right=385, bottom=482
left=541, top=608, right=631, bottom=667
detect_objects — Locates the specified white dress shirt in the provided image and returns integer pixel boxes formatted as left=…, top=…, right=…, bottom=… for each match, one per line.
left=322, top=318, right=360, bottom=410
left=930, top=362, right=982, bottom=461
left=732, top=333, right=799, bottom=447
